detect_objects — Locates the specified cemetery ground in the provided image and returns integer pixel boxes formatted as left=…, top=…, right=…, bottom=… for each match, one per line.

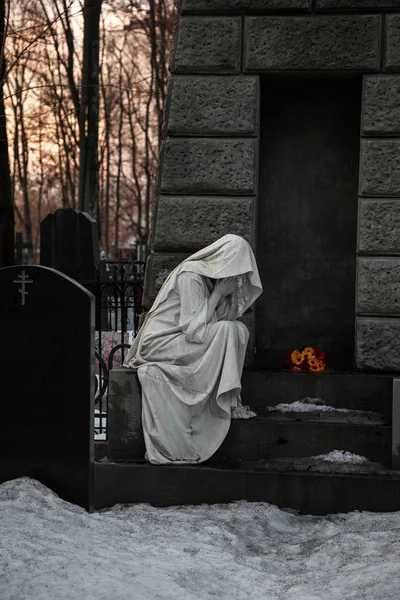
left=1, top=477, right=400, bottom=600
left=2, top=215, right=400, bottom=598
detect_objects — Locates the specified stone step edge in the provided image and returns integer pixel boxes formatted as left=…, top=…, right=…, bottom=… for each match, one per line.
left=243, top=369, right=395, bottom=376
left=234, top=415, right=390, bottom=426
left=94, top=461, right=400, bottom=514
left=95, top=459, right=400, bottom=479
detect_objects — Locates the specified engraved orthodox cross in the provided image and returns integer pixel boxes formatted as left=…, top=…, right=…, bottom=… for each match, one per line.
left=13, top=270, right=33, bottom=306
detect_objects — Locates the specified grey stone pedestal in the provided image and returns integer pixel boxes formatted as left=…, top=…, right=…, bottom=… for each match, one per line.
left=108, top=368, right=145, bottom=460
left=392, top=379, right=400, bottom=470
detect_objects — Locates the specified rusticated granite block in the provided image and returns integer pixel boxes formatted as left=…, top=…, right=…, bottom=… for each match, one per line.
left=179, top=0, right=311, bottom=12
left=244, top=16, right=381, bottom=71
left=356, top=317, right=400, bottom=371
left=359, top=140, right=400, bottom=196
left=386, top=14, right=400, bottom=71
left=362, top=76, right=400, bottom=135
left=317, top=0, right=400, bottom=9
left=143, top=253, right=189, bottom=309
left=160, top=138, right=257, bottom=195
left=359, top=199, right=400, bottom=254
left=171, top=17, right=241, bottom=74
left=167, top=76, right=259, bottom=136
left=153, top=196, right=254, bottom=251
left=356, top=258, right=400, bottom=314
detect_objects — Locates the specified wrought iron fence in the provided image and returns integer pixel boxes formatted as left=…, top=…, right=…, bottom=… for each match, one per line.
left=81, top=252, right=146, bottom=440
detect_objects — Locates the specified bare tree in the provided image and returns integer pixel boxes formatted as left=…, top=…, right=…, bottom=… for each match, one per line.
left=7, top=44, right=35, bottom=260
left=110, top=0, right=176, bottom=248
left=79, top=0, right=102, bottom=222
left=0, top=0, right=14, bottom=266
left=3, top=0, right=176, bottom=259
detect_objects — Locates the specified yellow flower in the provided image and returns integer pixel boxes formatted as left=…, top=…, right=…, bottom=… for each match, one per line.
left=310, top=360, right=326, bottom=372
left=302, top=347, right=314, bottom=360
left=291, top=350, right=304, bottom=365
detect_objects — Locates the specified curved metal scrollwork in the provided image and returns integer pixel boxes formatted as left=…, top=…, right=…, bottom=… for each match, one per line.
left=82, top=254, right=146, bottom=440
left=95, top=350, right=108, bottom=404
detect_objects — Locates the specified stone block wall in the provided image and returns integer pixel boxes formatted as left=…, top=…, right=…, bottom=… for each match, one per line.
left=358, top=71, right=400, bottom=370
left=244, top=16, right=381, bottom=71
left=146, top=1, right=400, bottom=371
left=149, top=71, right=260, bottom=309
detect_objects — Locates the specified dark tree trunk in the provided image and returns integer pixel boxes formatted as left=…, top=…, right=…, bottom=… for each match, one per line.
left=0, top=0, right=14, bottom=267
left=79, top=0, right=102, bottom=222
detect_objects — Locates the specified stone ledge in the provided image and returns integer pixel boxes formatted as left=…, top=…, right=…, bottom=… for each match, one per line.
left=153, top=196, right=254, bottom=251
left=356, top=257, right=400, bottom=314
left=317, top=0, right=400, bottom=10
left=385, top=14, right=400, bottom=71
left=244, top=15, right=381, bottom=72
left=171, top=16, right=241, bottom=74
left=94, top=461, right=400, bottom=513
left=393, top=379, right=400, bottom=469
left=178, top=0, right=311, bottom=12
left=356, top=317, right=400, bottom=372
left=241, top=371, right=393, bottom=414
left=167, top=76, right=259, bottom=136
left=362, top=76, right=400, bottom=135
left=358, top=198, right=400, bottom=253
left=359, top=139, right=400, bottom=196
left=160, top=138, right=257, bottom=195
left=108, top=368, right=145, bottom=461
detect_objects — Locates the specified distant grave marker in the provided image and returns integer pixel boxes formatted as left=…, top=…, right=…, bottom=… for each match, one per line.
left=0, top=265, right=95, bottom=510
left=40, top=208, right=99, bottom=281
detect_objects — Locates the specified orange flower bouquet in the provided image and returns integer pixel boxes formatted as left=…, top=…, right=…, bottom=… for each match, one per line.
left=284, top=346, right=327, bottom=372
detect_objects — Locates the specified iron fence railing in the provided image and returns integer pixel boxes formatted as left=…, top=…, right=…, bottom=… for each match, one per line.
left=81, top=255, right=146, bottom=440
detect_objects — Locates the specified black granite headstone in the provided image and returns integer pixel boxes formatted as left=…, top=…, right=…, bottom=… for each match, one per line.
left=0, top=265, right=95, bottom=510
left=40, top=209, right=99, bottom=281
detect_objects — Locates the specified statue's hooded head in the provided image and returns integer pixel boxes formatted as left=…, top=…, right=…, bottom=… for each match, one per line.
left=153, top=234, right=263, bottom=317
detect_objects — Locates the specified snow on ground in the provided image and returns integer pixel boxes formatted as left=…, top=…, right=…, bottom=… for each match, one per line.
left=1, top=478, right=400, bottom=600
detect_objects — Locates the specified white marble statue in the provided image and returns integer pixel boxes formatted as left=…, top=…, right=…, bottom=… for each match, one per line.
left=123, top=234, right=263, bottom=465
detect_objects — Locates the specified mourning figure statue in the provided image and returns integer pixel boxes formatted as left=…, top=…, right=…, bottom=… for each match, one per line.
left=123, top=234, right=263, bottom=464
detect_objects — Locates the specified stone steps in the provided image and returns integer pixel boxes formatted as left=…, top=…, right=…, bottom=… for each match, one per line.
left=103, top=368, right=398, bottom=513
left=94, top=459, right=400, bottom=515
left=107, top=368, right=395, bottom=466
left=99, top=407, right=392, bottom=466
left=242, top=370, right=394, bottom=414
left=211, top=410, right=392, bottom=466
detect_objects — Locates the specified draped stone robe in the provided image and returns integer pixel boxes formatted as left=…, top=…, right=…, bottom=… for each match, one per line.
left=128, top=271, right=249, bottom=464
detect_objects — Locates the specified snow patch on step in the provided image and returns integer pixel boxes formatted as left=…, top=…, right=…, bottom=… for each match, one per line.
left=269, top=397, right=349, bottom=413
left=313, top=450, right=370, bottom=464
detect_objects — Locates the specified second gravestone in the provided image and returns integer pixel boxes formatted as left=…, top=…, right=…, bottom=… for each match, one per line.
left=0, top=265, right=95, bottom=510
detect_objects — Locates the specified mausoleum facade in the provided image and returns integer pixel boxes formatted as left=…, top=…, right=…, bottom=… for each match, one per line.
left=144, top=0, right=400, bottom=373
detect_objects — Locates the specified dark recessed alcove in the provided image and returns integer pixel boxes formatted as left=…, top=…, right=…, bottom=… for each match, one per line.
left=256, top=75, right=362, bottom=371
